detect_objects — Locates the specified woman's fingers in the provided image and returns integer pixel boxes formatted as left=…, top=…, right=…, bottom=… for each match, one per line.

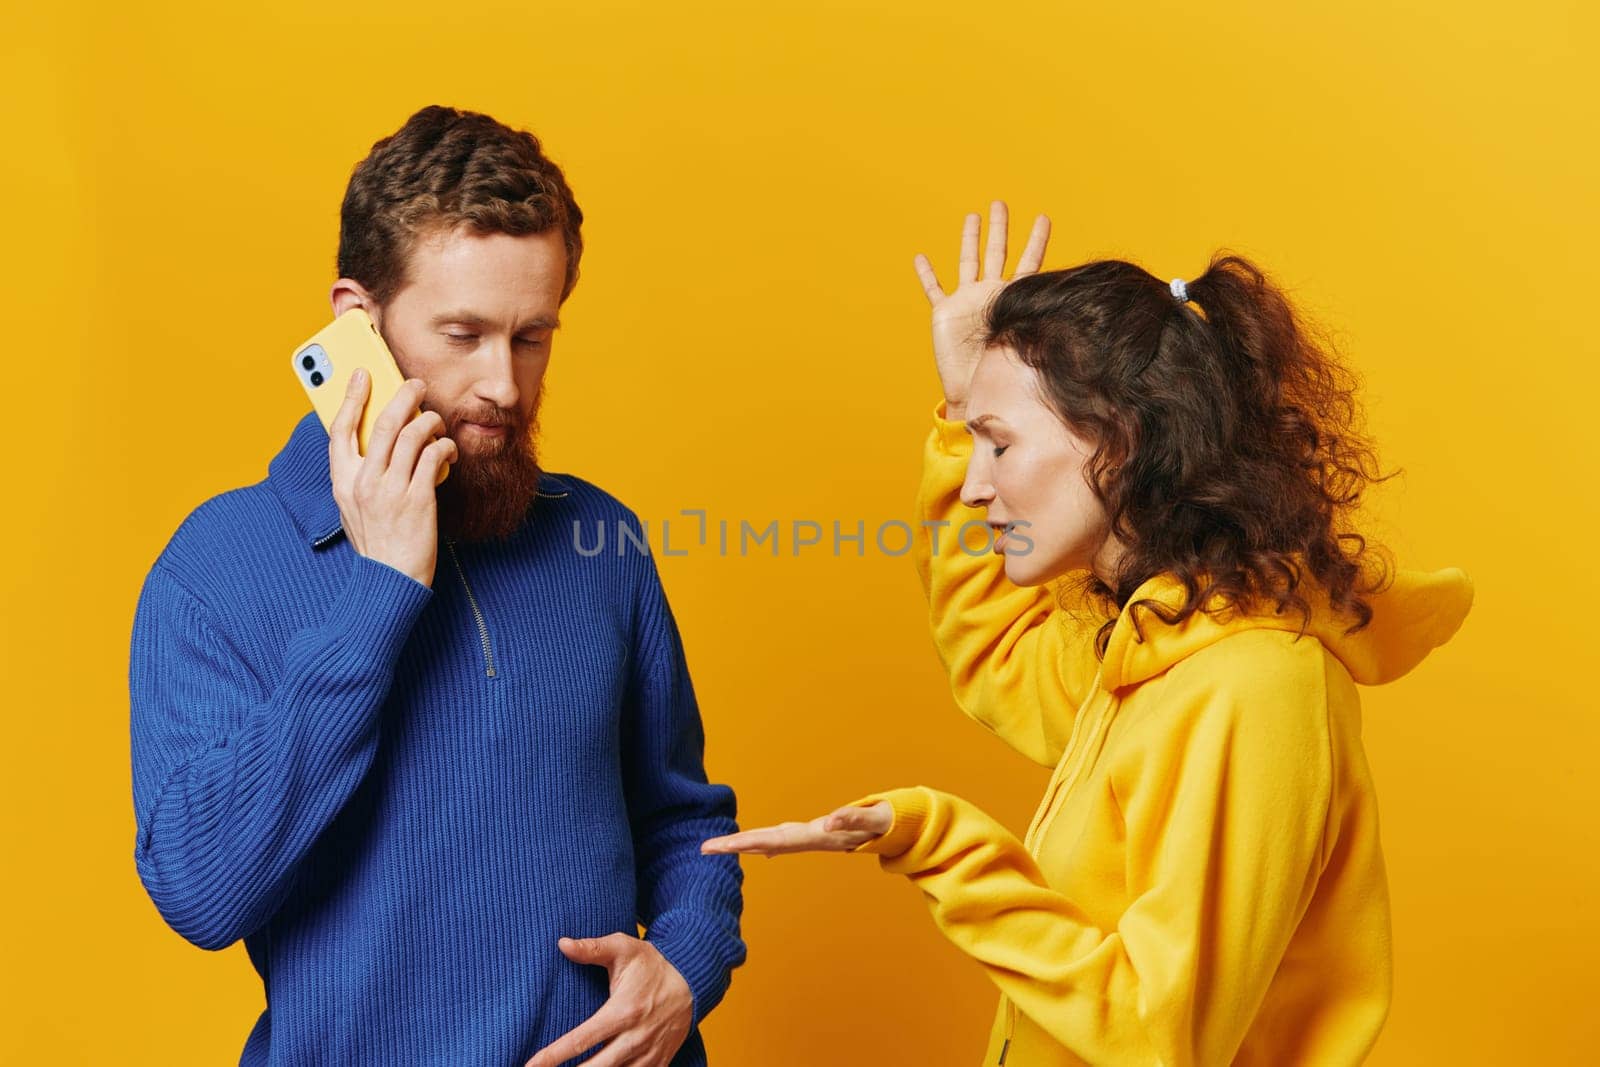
left=701, top=813, right=881, bottom=856
left=1014, top=213, right=1051, bottom=276
left=943, top=201, right=1044, bottom=291
left=702, top=823, right=819, bottom=855
left=923, top=202, right=1043, bottom=303
left=956, top=211, right=981, bottom=285
left=983, top=200, right=1008, bottom=279
left=913, top=253, right=945, bottom=306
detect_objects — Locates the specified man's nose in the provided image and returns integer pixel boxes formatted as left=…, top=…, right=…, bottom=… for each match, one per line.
left=476, top=343, right=521, bottom=410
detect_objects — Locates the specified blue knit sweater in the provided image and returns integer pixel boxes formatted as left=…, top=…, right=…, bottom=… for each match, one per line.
left=128, top=411, right=746, bottom=1066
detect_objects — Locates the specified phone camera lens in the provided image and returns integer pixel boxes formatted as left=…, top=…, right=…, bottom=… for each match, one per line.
left=301, top=354, right=316, bottom=370
left=310, top=371, right=324, bottom=387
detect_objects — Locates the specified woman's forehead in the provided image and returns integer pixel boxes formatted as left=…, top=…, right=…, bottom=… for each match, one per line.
left=969, top=345, right=1041, bottom=409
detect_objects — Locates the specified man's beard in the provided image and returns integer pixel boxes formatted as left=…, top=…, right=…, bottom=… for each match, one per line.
left=434, top=394, right=545, bottom=545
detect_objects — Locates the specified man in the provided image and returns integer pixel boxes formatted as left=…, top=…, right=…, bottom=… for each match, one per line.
left=128, top=104, right=745, bottom=1066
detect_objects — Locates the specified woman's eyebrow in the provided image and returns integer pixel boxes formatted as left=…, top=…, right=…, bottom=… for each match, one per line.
left=965, top=413, right=1004, bottom=433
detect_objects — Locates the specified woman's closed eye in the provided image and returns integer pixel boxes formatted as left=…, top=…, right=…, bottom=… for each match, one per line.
left=992, top=445, right=1009, bottom=457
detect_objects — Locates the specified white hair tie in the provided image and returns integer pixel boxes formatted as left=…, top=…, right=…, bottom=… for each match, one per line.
left=1169, top=277, right=1189, bottom=304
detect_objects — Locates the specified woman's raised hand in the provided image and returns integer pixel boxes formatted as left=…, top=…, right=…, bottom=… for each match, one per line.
left=913, top=200, right=1051, bottom=421
left=700, top=801, right=893, bottom=857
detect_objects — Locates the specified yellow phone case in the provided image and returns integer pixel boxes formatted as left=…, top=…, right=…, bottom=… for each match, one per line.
left=290, top=307, right=448, bottom=486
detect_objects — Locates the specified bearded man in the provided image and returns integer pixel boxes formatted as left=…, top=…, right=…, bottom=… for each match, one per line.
left=128, top=104, right=745, bottom=1067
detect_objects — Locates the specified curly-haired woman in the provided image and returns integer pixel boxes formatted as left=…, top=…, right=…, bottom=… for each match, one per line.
left=703, top=202, right=1474, bottom=1066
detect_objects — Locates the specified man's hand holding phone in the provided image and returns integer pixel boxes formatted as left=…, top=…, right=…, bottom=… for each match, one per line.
left=329, top=369, right=457, bottom=588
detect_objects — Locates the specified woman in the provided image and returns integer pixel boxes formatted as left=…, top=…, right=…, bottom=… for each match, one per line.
left=702, top=203, right=1475, bottom=1066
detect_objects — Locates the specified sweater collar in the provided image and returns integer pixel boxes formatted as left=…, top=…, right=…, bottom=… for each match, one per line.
left=1093, top=560, right=1474, bottom=691
left=266, top=410, right=572, bottom=548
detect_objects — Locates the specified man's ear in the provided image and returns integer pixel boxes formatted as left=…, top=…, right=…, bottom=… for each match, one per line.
left=329, top=278, right=376, bottom=319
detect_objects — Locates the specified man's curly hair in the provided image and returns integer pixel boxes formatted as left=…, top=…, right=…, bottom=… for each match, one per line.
left=337, top=104, right=584, bottom=306
left=982, top=253, right=1400, bottom=659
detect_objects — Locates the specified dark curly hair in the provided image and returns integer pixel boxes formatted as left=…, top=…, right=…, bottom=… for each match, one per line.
left=981, top=253, right=1400, bottom=659
left=337, top=104, right=584, bottom=307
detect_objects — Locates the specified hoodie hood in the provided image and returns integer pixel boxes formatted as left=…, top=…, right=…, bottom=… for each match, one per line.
left=1090, top=563, right=1475, bottom=691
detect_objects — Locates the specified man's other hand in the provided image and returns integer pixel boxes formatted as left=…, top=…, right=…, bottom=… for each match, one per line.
left=525, top=933, right=693, bottom=1067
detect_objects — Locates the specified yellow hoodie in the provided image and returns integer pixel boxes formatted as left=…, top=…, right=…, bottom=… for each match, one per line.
left=843, top=402, right=1474, bottom=1067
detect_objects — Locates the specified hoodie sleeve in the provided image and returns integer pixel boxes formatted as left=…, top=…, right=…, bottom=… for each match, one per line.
left=915, top=399, right=1104, bottom=768
left=840, top=660, right=1333, bottom=1067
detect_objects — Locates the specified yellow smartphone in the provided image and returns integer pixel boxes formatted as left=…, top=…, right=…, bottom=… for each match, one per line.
left=290, top=307, right=448, bottom=485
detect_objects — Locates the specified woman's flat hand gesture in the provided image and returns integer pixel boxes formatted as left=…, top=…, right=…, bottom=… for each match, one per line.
left=700, top=801, right=893, bottom=857
left=914, top=200, right=1051, bottom=421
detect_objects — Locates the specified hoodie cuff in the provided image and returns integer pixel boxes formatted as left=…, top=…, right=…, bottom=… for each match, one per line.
left=931, top=400, right=972, bottom=458
left=844, top=787, right=933, bottom=860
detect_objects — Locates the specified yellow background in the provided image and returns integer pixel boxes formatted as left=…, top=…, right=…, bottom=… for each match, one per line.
left=5, top=1, right=1594, bottom=1062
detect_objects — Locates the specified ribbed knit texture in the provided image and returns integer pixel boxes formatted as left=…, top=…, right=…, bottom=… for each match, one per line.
left=128, top=411, right=746, bottom=1066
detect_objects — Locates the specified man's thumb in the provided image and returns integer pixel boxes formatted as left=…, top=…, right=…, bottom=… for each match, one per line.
left=559, top=935, right=621, bottom=964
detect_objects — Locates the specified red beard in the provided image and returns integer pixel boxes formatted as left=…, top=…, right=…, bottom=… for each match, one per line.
left=434, top=396, right=545, bottom=544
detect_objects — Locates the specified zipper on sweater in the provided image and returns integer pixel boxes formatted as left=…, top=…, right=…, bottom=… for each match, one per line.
left=445, top=538, right=498, bottom=678
left=998, top=665, right=1108, bottom=1062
